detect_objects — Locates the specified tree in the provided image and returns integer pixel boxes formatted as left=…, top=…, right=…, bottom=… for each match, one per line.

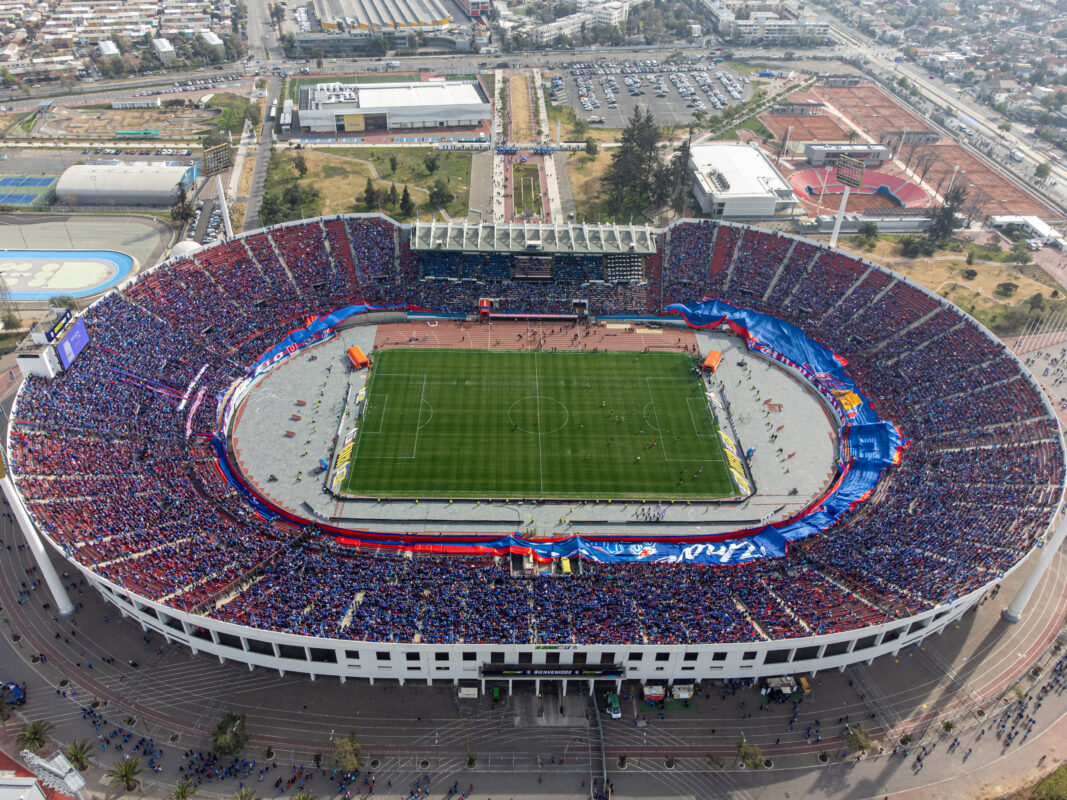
left=926, top=183, right=968, bottom=242
left=291, top=793, right=317, bottom=800
left=998, top=121, right=1012, bottom=132
left=245, top=102, right=261, bottom=129
left=601, top=106, right=669, bottom=219
left=171, top=780, right=198, bottom=800
left=423, top=152, right=440, bottom=175
left=388, top=154, right=399, bottom=174
left=388, top=182, right=399, bottom=208
left=363, top=177, right=379, bottom=210
left=966, top=249, right=975, bottom=265
left=230, top=789, right=258, bottom=800
left=63, top=739, right=96, bottom=771
left=259, top=193, right=285, bottom=226
left=333, top=731, right=361, bottom=771
left=845, top=128, right=860, bottom=144
left=585, top=137, right=599, bottom=157
left=844, top=725, right=874, bottom=754
left=572, top=117, right=589, bottom=137
left=400, top=185, right=415, bottom=217
left=857, top=221, right=879, bottom=239
left=1028, top=292, right=1045, bottom=312
left=48, top=294, right=80, bottom=310
left=293, top=152, right=308, bottom=177
left=428, top=178, right=454, bottom=209
left=211, top=712, right=248, bottom=757
left=17, top=721, right=53, bottom=753
left=105, top=757, right=144, bottom=792
left=172, top=180, right=194, bottom=224
left=1035, top=162, right=1052, bottom=181
left=736, top=740, right=764, bottom=769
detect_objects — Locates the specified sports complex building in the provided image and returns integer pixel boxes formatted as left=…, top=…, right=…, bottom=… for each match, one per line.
left=295, top=79, right=492, bottom=133
left=5, top=214, right=1065, bottom=694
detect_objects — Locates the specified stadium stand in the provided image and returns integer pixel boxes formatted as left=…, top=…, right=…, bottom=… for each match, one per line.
left=8, top=214, right=1063, bottom=648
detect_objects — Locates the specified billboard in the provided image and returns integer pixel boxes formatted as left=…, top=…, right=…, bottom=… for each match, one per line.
left=57, top=317, right=89, bottom=370
left=835, top=155, right=865, bottom=189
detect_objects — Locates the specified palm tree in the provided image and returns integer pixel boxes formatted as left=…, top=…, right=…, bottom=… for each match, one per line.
left=63, top=739, right=96, bottom=771
left=230, top=789, right=259, bottom=800
left=105, top=757, right=144, bottom=792
left=845, top=128, right=860, bottom=145
left=291, top=792, right=317, bottom=800
left=16, top=721, right=53, bottom=753
left=171, top=780, right=198, bottom=800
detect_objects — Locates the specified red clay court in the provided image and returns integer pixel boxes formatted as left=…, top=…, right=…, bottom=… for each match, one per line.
left=759, top=90, right=851, bottom=142
left=789, top=166, right=928, bottom=209
left=815, top=82, right=1056, bottom=217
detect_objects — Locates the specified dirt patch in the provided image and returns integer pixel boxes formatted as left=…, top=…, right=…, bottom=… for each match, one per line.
left=510, top=74, right=534, bottom=141
left=281, top=149, right=435, bottom=216
left=237, top=148, right=257, bottom=199
left=834, top=239, right=1052, bottom=308
left=565, top=150, right=612, bottom=221
left=33, top=105, right=219, bottom=139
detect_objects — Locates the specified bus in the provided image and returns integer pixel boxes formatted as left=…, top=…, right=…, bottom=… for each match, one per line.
left=115, top=129, right=162, bottom=138
left=606, top=693, right=622, bottom=719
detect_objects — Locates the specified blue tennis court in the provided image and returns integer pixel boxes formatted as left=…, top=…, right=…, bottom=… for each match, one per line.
left=0, top=193, right=39, bottom=205
left=0, top=176, right=55, bottom=188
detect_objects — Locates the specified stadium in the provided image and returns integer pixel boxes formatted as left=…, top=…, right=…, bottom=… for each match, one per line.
left=6, top=214, right=1064, bottom=694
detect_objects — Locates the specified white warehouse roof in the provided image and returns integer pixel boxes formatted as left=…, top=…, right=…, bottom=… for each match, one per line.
left=310, top=80, right=482, bottom=110
left=689, top=143, right=793, bottom=202
left=56, top=163, right=197, bottom=206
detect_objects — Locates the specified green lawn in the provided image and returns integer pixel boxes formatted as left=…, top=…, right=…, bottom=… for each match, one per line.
left=715, top=114, right=774, bottom=141
left=343, top=349, right=734, bottom=500
left=513, top=163, right=543, bottom=217
left=206, top=92, right=249, bottom=135
left=1034, top=763, right=1067, bottom=800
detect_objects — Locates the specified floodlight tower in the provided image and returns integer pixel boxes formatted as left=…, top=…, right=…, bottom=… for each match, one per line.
left=828, top=155, right=865, bottom=249
left=202, top=143, right=234, bottom=239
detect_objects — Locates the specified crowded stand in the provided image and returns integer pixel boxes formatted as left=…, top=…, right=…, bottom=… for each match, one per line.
left=8, top=214, right=1063, bottom=648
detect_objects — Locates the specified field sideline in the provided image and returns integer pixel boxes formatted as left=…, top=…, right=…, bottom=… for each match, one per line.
left=343, top=348, right=735, bottom=500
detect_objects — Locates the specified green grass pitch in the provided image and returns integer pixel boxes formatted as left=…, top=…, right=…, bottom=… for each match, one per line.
left=342, top=348, right=736, bottom=500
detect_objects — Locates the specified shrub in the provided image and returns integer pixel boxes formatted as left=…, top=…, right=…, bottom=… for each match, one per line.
left=962, top=268, right=978, bottom=279
left=737, top=740, right=764, bottom=769
left=995, top=282, right=1018, bottom=297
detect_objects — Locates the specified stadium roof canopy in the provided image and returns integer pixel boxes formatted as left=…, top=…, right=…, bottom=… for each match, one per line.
left=311, top=0, right=450, bottom=29
left=410, top=221, right=657, bottom=255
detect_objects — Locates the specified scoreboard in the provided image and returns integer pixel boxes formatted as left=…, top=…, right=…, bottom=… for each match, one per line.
left=57, top=318, right=89, bottom=370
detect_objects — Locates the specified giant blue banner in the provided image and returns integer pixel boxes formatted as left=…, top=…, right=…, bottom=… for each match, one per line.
left=210, top=300, right=904, bottom=566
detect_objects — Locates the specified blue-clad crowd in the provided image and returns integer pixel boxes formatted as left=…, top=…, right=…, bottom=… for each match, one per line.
left=7, top=216, right=1062, bottom=643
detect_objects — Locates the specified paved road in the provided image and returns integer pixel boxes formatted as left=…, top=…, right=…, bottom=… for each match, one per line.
left=242, top=77, right=280, bottom=230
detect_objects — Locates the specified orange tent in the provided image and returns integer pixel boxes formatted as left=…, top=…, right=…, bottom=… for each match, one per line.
left=702, top=350, right=722, bottom=372
left=347, top=346, right=370, bottom=369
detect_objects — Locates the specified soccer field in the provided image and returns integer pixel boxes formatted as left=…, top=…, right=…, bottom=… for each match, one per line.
left=343, top=349, right=736, bottom=499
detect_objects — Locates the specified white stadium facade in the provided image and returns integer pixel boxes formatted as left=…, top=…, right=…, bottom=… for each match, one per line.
left=6, top=213, right=1065, bottom=696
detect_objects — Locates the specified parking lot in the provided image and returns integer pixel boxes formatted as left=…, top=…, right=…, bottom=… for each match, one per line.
left=550, top=59, right=755, bottom=128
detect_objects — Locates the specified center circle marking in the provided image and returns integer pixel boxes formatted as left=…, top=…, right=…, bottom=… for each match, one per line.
left=507, top=395, right=569, bottom=435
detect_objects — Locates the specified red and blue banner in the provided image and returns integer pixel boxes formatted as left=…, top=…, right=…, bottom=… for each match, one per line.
left=208, top=299, right=904, bottom=566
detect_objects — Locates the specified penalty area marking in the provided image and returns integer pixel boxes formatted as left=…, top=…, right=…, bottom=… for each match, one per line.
left=354, top=374, right=427, bottom=460
left=646, top=377, right=724, bottom=464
